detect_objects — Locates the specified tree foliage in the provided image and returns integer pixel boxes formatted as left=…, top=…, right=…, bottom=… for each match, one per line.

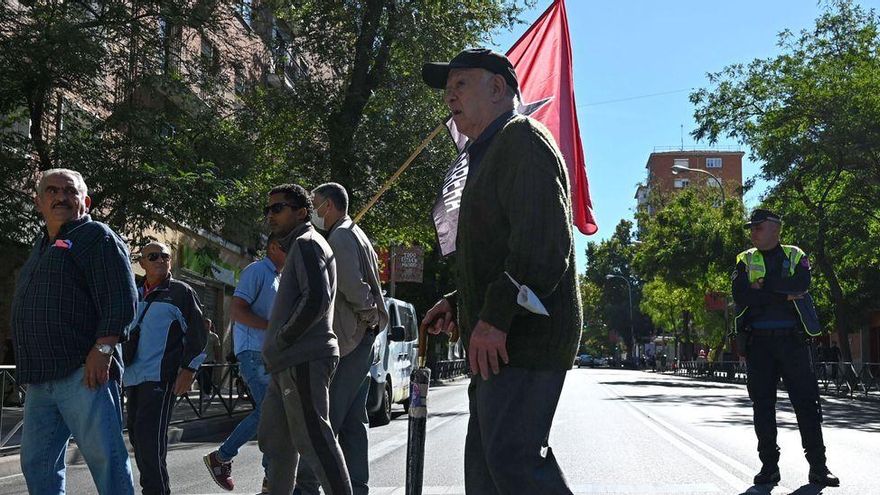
left=633, top=188, right=748, bottom=356
left=0, top=0, right=260, bottom=246
left=246, top=0, right=531, bottom=249
left=580, top=219, right=653, bottom=356
left=690, top=0, right=880, bottom=359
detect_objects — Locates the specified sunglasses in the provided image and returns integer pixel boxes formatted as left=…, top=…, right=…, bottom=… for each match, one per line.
left=146, top=252, right=171, bottom=262
left=263, top=202, right=300, bottom=216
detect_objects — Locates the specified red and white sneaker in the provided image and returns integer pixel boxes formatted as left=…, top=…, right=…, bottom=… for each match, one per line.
left=203, top=450, right=235, bottom=491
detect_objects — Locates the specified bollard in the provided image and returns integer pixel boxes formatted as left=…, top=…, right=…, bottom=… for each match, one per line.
left=405, top=366, right=431, bottom=495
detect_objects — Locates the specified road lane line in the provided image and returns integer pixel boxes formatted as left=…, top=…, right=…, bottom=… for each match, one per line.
left=369, top=483, right=723, bottom=494
left=369, top=412, right=464, bottom=462
left=599, top=381, right=795, bottom=493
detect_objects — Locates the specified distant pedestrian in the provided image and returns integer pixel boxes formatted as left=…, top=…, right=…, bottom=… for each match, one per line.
left=829, top=341, right=841, bottom=380
left=420, top=48, right=581, bottom=494
left=258, top=184, right=351, bottom=495
left=198, top=318, right=221, bottom=396
left=204, top=234, right=286, bottom=493
left=124, top=242, right=207, bottom=495
left=731, top=208, right=838, bottom=487
left=12, top=169, right=137, bottom=494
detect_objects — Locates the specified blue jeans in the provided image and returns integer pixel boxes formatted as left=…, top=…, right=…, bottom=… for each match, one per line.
left=20, top=366, right=134, bottom=495
left=218, top=350, right=270, bottom=470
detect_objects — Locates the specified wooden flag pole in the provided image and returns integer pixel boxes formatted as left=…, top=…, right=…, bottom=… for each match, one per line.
left=354, top=122, right=446, bottom=223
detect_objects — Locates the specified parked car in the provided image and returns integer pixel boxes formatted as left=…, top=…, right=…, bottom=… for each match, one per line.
left=594, top=357, right=608, bottom=367
left=367, top=297, right=419, bottom=426
left=577, top=354, right=592, bottom=368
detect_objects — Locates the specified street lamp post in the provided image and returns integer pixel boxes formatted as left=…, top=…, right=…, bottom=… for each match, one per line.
left=605, top=274, right=636, bottom=361
left=671, top=164, right=725, bottom=204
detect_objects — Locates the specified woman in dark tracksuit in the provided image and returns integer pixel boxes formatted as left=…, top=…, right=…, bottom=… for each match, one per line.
left=124, top=242, right=207, bottom=495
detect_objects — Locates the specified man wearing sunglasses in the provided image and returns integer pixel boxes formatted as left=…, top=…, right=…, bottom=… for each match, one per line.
left=257, top=184, right=352, bottom=495
left=12, top=168, right=137, bottom=494
left=124, top=241, right=208, bottom=495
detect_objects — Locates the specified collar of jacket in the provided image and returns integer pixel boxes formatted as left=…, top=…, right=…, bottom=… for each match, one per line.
left=327, top=215, right=353, bottom=236
left=278, top=222, right=312, bottom=252
left=41, top=214, right=92, bottom=241
left=141, top=273, right=173, bottom=295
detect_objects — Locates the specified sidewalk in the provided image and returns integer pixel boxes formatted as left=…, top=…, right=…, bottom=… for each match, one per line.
left=0, top=391, right=253, bottom=478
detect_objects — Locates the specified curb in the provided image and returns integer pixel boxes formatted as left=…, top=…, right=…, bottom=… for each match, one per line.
left=0, top=412, right=248, bottom=479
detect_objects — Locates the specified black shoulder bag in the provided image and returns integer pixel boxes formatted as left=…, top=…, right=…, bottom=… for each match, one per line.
left=122, top=294, right=156, bottom=366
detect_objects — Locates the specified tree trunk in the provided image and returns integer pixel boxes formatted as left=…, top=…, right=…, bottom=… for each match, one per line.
left=327, top=0, right=397, bottom=195
left=814, top=213, right=853, bottom=362
left=27, top=87, right=54, bottom=169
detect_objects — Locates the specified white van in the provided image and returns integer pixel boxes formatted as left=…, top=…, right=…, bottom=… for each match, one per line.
left=367, top=297, right=419, bottom=426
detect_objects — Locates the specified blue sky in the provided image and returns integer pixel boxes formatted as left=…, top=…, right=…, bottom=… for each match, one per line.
left=489, top=0, right=880, bottom=273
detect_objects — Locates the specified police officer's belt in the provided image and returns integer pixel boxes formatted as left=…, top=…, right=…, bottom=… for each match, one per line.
left=749, top=327, right=800, bottom=337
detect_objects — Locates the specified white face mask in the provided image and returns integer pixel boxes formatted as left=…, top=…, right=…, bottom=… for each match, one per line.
left=310, top=199, right=328, bottom=230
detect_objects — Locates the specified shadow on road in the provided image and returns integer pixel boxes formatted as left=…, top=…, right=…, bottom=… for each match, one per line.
left=738, top=483, right=825, bottom=495
left=601, top=379, right=743, bottom=389
left=600, top=380, right=880, bottom=433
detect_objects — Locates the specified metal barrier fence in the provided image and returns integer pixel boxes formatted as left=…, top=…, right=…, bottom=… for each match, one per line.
left=429, top=359, right=469, bottom=381
left=0, top=364, right=254, bottom=451
left=664, top=360, right=880, bottom=399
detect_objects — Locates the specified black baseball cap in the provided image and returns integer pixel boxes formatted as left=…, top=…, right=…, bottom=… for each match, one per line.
left=422, top=48, right=519, bottom=95
left=744, top=209, right=783, bottom=228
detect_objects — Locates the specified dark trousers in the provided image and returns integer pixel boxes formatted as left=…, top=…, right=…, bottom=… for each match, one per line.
left=126, top=381, right=176, bottom=495
left=296, top=332, right=375, bottom=495
left=746, top=334, right=826, bottom=468
left=464, top=367, right=572, bottom=495
left=258, top=358, right=352, bottom=495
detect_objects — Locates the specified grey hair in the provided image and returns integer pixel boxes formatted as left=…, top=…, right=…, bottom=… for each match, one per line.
left=312, top=182, right=349, bottom=214
left=140, top=241, right=171, bottom=255
left=38, top=169, right=88, bottom=196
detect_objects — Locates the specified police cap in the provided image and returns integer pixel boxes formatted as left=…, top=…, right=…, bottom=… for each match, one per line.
left=744, top=208, right=782, bottom=228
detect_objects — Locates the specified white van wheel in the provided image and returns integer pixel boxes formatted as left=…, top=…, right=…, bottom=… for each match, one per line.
left=370, top=380, right=393, bottom=427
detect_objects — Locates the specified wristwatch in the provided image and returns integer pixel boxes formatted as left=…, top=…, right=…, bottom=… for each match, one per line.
left=94, top=343, right=114, bottom=356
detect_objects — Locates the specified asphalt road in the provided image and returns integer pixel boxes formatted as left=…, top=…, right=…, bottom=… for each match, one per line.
left=1, top=368, right=878, bottom=494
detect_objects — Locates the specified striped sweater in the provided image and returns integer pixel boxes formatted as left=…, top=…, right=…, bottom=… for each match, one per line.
left=454, top=115, right=582, bottom=370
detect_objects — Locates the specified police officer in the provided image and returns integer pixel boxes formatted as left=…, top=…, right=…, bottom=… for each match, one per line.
left=732, top=209, right=839, bottom=487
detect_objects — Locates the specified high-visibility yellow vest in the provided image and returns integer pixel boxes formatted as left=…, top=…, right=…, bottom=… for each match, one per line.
left=733, top=245, right=821, bottom=336
left=735, top=245, right=804, bottom=283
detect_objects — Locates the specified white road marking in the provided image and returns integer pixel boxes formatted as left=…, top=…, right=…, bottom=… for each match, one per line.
left=367, top=483, right=723, bottom=494
left=599, top=380, right=795, bottom=493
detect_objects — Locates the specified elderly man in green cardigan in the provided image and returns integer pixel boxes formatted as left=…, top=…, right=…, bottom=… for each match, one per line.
left=421, top=48, right=582, bottom=494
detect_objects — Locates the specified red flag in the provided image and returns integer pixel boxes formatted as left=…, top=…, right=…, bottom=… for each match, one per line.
left=506, top=0, right=597, bottom=235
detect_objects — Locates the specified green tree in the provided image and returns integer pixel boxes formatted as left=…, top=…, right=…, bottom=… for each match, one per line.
left=0, top=0, right=261, bottom=245
left=245, top=0, right=531, bottom=248
left=581, top=219, right=652, bottom=357
left=634, top=188, right=748, bottom=357
left=690, top=0, right=880, bottom=360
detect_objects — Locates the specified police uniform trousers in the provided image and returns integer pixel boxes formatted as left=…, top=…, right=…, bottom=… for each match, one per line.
left=746, top=329, right=826, bottom=468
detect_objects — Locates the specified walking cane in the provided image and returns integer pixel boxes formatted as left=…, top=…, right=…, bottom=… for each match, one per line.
left=406, top=317, right=461, bottom=495
left=405, top=323, right=432, bottom=495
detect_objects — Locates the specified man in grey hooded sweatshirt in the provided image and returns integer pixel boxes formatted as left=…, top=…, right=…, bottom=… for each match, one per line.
left=258, top=183, right=352, bottom=495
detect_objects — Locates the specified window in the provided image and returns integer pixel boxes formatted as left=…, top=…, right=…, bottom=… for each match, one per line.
left=706, top=157, right=722, bottom=168
left=158, top=17, right=181, bottom=72
left=674, top=178, right=690, bottom=189
left=706, top=178, right=722, bottom=188
left=237, top=0, right=253, bottom=27
left=673, top=158, right=689, bottom=168
left=200, top=36, right=220, bottom=76
left=234, top=67, right=246, bottom=95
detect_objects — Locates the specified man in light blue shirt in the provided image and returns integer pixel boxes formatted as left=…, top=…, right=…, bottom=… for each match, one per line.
left=204, top=234, right=285, bottom=493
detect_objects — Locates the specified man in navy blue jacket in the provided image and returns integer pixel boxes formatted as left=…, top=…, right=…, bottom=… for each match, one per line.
left=124, top=241, right=207, bottom=495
